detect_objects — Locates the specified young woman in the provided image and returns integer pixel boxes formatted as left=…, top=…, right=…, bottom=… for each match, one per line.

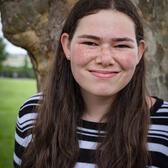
left=14, top=0, right=168, bottom=167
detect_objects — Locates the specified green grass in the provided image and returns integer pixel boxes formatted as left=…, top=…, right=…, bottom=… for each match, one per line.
left=0, top=78, right=36, bottom=168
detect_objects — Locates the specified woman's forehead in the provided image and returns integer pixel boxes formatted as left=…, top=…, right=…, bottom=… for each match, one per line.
left=73, top=10, right=136, bottom=40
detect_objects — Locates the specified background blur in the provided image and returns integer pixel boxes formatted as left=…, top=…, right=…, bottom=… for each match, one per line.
left=0, top=0, right=168, bottom=167
left=0, top=17, right=36, bottom=168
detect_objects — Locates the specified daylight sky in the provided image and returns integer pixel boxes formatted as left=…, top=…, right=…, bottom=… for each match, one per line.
left=0, top=20, right=27, bottom=55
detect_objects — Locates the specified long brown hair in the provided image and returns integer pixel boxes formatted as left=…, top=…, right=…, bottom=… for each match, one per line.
left=22, top=0, right=150, bottom=167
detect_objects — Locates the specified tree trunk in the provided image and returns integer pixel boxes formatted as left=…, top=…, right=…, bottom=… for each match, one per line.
left=0, top=0, right=71, bottom=91
left=0, top=0, right=167, bottom=99
left=134, top=0, right=168, bottom=99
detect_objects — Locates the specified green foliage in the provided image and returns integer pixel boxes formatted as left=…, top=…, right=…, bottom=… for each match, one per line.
left=0, top=66, right=35, bottom=78
left=0, top=50, right=35, bottom=78
left=0, top=78, right=36, bottom=168
left=0, top=37, right=8, bottom=69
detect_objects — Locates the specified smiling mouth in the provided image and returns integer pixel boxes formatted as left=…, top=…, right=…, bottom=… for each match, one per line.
left=89, top=70, right=119, bottom=78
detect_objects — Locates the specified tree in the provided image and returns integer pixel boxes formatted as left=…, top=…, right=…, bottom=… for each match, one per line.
left=0, top=37, right=8, bottom=70
left=0, top=0, right=168, bottom=99
left=0, top=0, right=72, bottom=90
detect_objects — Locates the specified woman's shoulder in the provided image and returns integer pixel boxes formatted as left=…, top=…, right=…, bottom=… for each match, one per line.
left=15, top=92, right=43, bottom=148
left=14, top=93, right=43, bottom=167
left=148, top=97, right=168, bottom=167
left=149, top=97, right=168, bottom=144
left=18, top=92, right=43, bottom=117
left=16, top=92, right=43, bottom=133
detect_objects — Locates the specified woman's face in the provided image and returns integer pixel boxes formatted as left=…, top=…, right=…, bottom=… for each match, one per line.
left=61, top=10, right=145, bottom=98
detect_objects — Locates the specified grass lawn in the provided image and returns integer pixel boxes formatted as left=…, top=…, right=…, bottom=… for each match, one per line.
left=0, top=78, right=36, bottom=168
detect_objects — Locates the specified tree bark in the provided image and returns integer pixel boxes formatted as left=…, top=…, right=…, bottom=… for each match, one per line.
left=134, top=0, right=168, bottom=99
left=0, top=0, right=71, bottom=91
left=0, top=0, right=167, bottom=99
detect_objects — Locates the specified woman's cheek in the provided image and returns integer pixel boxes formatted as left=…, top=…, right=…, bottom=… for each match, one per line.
left=118, top=53, right=138, bottom=70
left=71, top=45, right=97, bottom=65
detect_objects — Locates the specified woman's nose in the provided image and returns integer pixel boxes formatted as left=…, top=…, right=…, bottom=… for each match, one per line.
left=95, top=45, right=115, bottom=66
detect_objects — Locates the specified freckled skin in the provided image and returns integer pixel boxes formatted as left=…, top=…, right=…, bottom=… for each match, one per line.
left=61, top=10, right=145, bottom=98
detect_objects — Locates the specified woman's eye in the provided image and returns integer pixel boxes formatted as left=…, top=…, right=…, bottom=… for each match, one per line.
left=115, top=44, right=130, bottom=48
left=82, top=41, right=98, bottom=46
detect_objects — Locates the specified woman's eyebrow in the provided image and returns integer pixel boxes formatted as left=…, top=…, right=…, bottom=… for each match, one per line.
left=112, top=37, right=135, bottom=43
left=77, top=34, right=135, bottom=43
left=78, top=34, right=100, bottom=40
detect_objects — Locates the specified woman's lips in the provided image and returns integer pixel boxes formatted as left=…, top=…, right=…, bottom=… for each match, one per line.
left=89, top=70, right=119, bottom=78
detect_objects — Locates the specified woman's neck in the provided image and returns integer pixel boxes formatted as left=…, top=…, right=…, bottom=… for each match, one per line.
left=81, top=91, right=115, bottom=123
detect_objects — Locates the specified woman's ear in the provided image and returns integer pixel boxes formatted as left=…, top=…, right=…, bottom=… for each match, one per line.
left=137, top=40, right=145, bottom=63
left=61, top=33, right=71, bottom=60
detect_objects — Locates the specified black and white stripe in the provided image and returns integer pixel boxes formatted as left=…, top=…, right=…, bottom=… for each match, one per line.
left=14, top=93, right=42, bottom=167
left=148, top=99, right=168, bottom=167
left=13, top=95, right=168, bottom=167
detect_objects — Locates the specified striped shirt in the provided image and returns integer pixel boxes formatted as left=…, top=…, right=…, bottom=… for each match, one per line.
left=14, top=93, right=168, bottom=167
